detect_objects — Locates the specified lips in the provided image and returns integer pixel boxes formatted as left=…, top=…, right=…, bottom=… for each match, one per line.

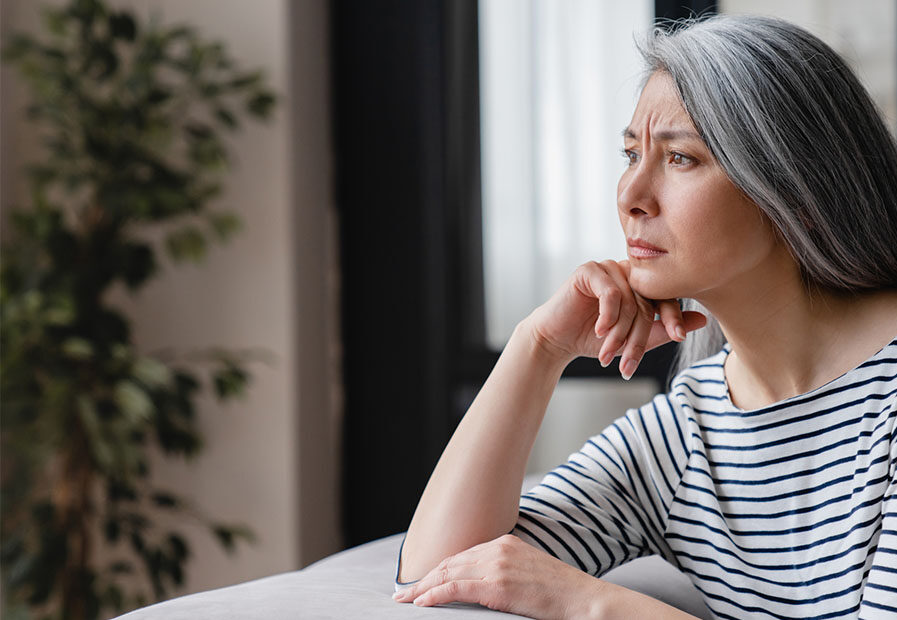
left=627, top=237, right=667, bottom=258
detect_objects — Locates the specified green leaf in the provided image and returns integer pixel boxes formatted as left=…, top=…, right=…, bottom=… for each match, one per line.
left=246, top=91, right=276, bottom=118
left=213, top=363, right=249, bottom=400
left=145, top=87, right=172, bottom=105
left=77, top=395, right=115, bottom=470
left=1, top=34, right=36, bottom=63
left=165, top=227, right=207, bottom=263
left=150, top=492, right=180, bottom=509
left=62, top=338, right=94, bottom=360
left=107, top=561, right=133, bottom=574
left=212, top=524, right=254, bottom=553
left=109, top=12, right=137, bottom=41
left=43, top=296, right=76, bottom=326
left=114, top=380, right=155, bottom=424
left=167, top=533, right=188, bottom=560
left=41, top=8, right=69, bottom=37
left=132, top=356, right=173, bottom=389
left=228, top=71, right=262, bottom=90
left=104, top=519, right=121, bottom=543
left=118, top=242, right=157, bottom=290
left=214, top=106, right=237, bottom=129
left=207, top=211, right=242, bottom=242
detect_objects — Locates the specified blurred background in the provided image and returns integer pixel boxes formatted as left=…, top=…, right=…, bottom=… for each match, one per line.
left=1, top=0, right=894, bottom=611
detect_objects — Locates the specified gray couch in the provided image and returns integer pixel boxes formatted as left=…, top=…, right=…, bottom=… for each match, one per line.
left=115, top=531, right=711, bottom=619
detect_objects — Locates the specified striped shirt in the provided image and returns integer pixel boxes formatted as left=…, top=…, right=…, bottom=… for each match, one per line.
left=513, top=340, right=897, bottom=619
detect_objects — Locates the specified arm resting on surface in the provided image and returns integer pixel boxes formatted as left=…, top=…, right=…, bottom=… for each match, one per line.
left=397, top=318, right=568, bottom=583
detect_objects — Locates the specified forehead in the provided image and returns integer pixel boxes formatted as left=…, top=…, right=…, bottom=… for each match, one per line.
left=624, top=72, right=698, bottom=138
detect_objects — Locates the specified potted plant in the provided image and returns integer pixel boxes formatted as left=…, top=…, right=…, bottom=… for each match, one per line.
left=0, top=0, right=277, bottom=617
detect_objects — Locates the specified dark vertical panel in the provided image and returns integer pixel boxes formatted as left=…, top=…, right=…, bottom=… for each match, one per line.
left=332, top=0, right=462, bottom=546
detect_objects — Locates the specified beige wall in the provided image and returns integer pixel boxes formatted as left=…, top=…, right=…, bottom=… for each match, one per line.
left=0, top=0, right=342, bottom=603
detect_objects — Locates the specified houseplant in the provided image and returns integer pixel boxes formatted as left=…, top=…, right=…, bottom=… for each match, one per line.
left=0, top=0, right=277, bottom=617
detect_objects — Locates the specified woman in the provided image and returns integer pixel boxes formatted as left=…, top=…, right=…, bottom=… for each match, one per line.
left=393, top=14, right=897, bottom=619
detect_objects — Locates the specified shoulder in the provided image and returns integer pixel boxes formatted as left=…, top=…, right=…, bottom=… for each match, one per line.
left=666, top=347, right=730, bottom=413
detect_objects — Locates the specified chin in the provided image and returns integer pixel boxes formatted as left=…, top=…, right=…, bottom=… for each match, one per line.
left=628, top=268, right=685, bottom=302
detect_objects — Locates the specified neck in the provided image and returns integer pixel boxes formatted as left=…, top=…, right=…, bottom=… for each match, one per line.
left=696, top=257, right=897, bottom=410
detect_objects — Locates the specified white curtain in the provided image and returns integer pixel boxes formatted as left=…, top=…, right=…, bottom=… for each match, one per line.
left=479, top=0, right=653, bottom=350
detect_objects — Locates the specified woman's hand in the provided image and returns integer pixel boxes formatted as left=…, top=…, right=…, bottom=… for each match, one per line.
left=526, top=260, right=706, bottom=379
left=392, top=534, right=606, bottom=619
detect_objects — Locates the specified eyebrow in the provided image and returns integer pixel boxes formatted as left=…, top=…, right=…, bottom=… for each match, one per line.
left=622, top=127, right=702, bottom=142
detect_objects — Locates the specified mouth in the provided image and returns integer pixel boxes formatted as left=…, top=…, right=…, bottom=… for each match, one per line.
left=626, top=237, right=667, bottom=259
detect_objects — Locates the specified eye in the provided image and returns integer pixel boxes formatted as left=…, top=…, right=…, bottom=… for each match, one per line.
left=668, top=151, right=694, bottom=166
left=620, top=148, right=639, bottom=166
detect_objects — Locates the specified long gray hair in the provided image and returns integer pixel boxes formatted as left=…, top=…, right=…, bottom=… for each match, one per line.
left=635, top=15, right=897, bottom=376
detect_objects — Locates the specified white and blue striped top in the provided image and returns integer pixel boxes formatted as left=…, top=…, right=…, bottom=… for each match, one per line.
left=513, top=340, right=897, bottom=619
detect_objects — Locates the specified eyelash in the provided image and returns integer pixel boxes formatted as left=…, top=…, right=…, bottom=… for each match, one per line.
left=620, top=148, right=694, bottom=167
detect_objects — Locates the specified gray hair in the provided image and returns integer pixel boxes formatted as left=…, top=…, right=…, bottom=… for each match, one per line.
left=634, top=15, right=897, bottom=376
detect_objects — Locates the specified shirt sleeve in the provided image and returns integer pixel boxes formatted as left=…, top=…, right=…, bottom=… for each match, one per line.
left=858, top=440, right=897, bottom=618
left=510, top=394, right=691, bottom=577
left=394, top=533, right=420, bottom=592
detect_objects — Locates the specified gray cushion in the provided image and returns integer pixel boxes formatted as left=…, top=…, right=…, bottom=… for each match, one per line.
left=115, top=532, right=710, bottom=619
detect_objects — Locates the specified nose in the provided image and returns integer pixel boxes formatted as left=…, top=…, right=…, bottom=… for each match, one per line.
left=617, top=160, right=659, bottom=218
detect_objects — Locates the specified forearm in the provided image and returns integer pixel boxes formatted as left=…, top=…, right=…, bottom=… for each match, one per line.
left=398, top=317, right=569, bottom=583
left=583, top=581, right=704, bottom=620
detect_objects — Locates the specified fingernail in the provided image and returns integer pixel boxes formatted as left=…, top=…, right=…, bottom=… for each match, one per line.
left=621, top=359, right=636, bottom=380
left=599, top=354, right=610, bottom=368
left=675, top=326, right=686, bottom=341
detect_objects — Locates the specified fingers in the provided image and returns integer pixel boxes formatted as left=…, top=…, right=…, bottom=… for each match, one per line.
left=657, top=299, right=686, bottom=343
left=399, top=579, right=484, bottom=608
left=575, top=260, right=709, bottom=379
left=393, top=553, right=474, bottom=605
left=592, top=261, right=640, bottom=367
left=618, top=303, right=653, bottom=380
left=644, top=309, right=708, bottom=351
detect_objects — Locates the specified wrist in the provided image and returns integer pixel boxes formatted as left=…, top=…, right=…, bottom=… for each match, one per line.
left=514, top=315, right=575, bottom=372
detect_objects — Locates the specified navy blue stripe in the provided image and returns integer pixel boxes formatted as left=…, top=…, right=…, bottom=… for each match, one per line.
left=687, top=373, right=897, bottom=419
left=551, top=464, right=662, bottom=553
left=671, top=494, right=881, bottom=532
left=635, top=406, right=676, bottom=497
left=617, top=417, right=669, bottom=527
left=541, top=468, right=644, bottom=550
left=675, top=549, right=868, bottom=588
left=652, top=399, right=684, bottom=480
left=667, top=522, right=882, bottom=572
left=521, top=494, right=616, bottom=565
left=696, top=387, right=897, bottom=434
left=513, top=522, right=558, bottom=556
left=679, top=471, right=889, bottom=505
left=662, top=394, right=691, bottom=458
left=686, top=434, right=891, bottom=485
left=695, top=402, right=894, bottom=452
left=667, top=512, right=880, bottom=554
left=864, top=581, right=897, bottom=594
left=675, top=381, right=729, bottom=401
left=690, top=577, right=861, bottom=620
left=697, top=414, right=892, bottom=468
left=679, top=561, right=865, bottom=606
left=862, top=600, right=897, bottom=613
left=517, top=511, right=588, bottom=572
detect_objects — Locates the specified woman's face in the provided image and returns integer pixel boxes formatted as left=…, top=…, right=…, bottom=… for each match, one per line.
left=617, top=71, right=786, bottom=303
